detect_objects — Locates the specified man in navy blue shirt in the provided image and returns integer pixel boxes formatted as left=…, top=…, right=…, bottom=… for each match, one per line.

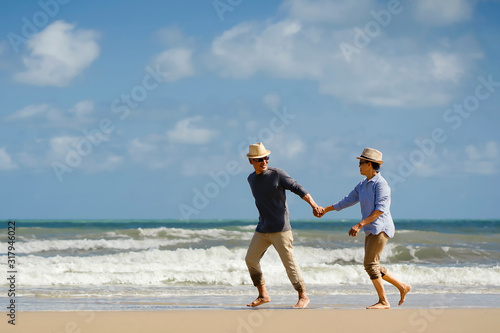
left=245, top=142, right=322, bottom=308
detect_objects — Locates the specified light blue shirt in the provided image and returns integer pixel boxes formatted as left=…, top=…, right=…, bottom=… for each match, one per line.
left=333, top=172, right=395, bottom=238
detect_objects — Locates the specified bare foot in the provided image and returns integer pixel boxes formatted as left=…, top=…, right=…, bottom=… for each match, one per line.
left=247, top=296, right=271, bottom=307
left=292, top=296, right=310, bottom=308
left=398, top=284, right=412, bottom=306
left=366, top=301, right=390, bottom=309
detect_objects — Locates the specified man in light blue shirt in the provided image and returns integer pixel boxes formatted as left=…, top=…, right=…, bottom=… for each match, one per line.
left=333, top=171, right=395, bottom=238
left=320, top=148, right=411, bottom=309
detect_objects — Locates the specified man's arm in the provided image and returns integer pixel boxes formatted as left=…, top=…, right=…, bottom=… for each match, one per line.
left=276, top=169, right=323, bottom=216
left=319, top=187, right=360, bottom=218
left=322, top=205, right=335, bottom=215
left=302, top=193, right=323, bottom=217
left=348, top=210, right=383, bottom=237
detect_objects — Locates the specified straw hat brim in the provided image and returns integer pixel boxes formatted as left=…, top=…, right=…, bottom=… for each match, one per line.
left=247, top=150, right=271, bottom=158
left=356, top=156, right=384, bottom=164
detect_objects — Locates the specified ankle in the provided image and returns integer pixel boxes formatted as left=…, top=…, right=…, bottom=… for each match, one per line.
left=298, top=292, right=308, bottom=299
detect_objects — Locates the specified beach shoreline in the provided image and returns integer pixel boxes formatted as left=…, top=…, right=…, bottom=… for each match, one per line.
left=4, top=290, right=500, bottom=312
left=2, top=308, right=498, bottom=333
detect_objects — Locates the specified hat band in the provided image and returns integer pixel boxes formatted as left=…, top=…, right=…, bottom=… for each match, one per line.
left=360, top=154, right=379, bottom=161
left=248, top=153, right=270, bottom=157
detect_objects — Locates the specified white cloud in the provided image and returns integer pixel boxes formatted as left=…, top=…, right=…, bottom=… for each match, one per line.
left=13, top=135, right=77, bottom=171
left=167, top=116, right=218, bottom=144
left=464, top=141, right=499, bottom=175
left=414, top=0, right=474, bottom=26
left=269, top=134, right=306, bottom=160
left=412, top=151, right=449, bottom=178
left=387, top=142, right=500, bottom=179
left=14, top=134, right=122, bottom=175
left=0, top=147, right=18, bottom=171
left=83, top=154, right=123, bottom=173
left=283, top=138, right=306, bottom=158
left=429, top=52, right=465, bottom=83
left=128, top=138, right=176, bottom=169
left=48, top=136, right=80, bottom=161
left=127, top=116, right=221, bottom=171
left=69, top=100, right=94, bottom=119
left=47, top=135, right=122, bottom=173
left=211, top=20, right=323, bottom=79
left=209, top=3, right=479, bottom=108
left=6, top=100, right=95, bottom=127
left=263, top=93, right=281, bottom=110
left=128, top=138, right=158, bottom=161
left=14, top=20, right=100, bottom=87
left=318, top=51, right=466, bottom=107
left=16, top=152, right=40, bottom=169
left=152, top=47, right=195, bottom=82
left=6, top=104, right=51, bottom=121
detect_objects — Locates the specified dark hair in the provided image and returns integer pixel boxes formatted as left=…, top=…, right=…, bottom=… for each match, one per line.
left=370, top=162, right=381, bottom=171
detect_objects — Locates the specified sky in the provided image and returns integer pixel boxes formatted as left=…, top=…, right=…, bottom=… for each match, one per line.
left=0, top=0, right=499, bottom=221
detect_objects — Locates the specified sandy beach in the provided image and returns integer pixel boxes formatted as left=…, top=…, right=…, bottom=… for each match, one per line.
left=2, top=308, right=498, bottom=333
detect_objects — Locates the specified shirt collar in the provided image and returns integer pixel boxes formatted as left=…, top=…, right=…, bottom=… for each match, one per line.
left=366, top=171, right=380, bottom=183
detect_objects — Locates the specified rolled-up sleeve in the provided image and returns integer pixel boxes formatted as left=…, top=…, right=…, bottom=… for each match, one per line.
left=374, top=180, right=391, bottom=213
left=333, top=185, right=360, bottom=211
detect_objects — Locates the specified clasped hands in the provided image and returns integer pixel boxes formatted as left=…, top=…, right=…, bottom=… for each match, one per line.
left=312, top=206, right=326, bottom=218
left=312, top=205, right=362, bottom=237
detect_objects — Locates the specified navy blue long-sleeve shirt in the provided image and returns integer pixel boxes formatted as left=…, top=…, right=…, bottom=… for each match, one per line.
left=248, top=167, right=308, bottom=233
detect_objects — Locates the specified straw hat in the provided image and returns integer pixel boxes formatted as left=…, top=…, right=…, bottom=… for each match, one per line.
left=356, top=148, right=384, bottom=164
left=247, top=142, right=271, bottom=158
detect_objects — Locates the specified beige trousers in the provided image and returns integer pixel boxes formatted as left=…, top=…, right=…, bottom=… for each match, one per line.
left=364, top=232, right=389, bottom=280
left=245, top=230, right=306, bottom=293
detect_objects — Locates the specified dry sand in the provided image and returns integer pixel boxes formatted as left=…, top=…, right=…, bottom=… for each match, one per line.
left=2, top=308, right=498, bottom=333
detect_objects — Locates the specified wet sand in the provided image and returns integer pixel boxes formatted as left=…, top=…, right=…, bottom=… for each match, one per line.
left=2, top=308, right=498, bottom=333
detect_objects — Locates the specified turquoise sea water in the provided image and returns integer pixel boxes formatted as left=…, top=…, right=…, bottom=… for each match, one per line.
left=1, top=219, right=499, bottom=311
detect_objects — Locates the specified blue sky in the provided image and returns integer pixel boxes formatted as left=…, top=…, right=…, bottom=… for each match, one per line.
left=1, top=0, right=499, bottom=220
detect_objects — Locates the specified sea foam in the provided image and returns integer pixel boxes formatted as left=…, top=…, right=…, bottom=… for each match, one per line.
left=3, top=245, right=499, bottom=288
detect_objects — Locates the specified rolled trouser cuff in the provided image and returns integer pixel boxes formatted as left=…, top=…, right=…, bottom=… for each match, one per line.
left=250, top=273, right=265, bottom=287
left=365, top=265, right=387, bottom=280
left=293, top=281, right=306, bottom=293
left=363, top=232, right=389, bottom=280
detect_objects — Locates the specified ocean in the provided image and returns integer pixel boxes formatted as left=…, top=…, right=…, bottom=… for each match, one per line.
left=1, top=219, right=499, bottom=311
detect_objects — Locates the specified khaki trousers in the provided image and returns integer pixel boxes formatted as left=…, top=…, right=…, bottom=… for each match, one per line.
left=364, top=232, right=389, bottom=280
left=245, top=230, right=306, bottom=293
